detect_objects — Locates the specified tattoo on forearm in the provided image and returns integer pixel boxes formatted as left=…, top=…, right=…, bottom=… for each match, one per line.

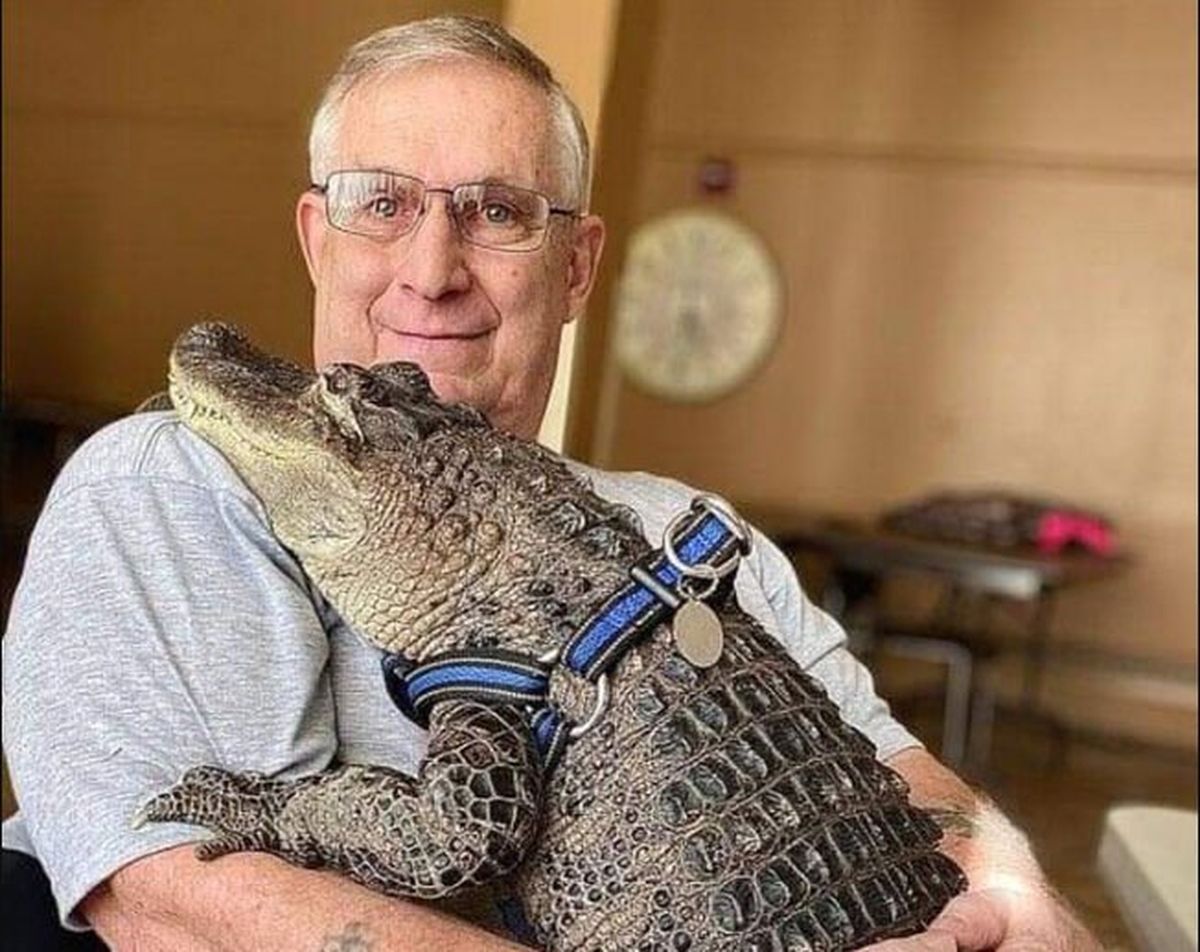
left=927, top=807, right=978, bottom=839
left=318, top=921, right=374, bottom=951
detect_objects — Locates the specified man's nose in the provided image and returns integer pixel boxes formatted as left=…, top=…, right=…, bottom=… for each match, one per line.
left=394, top=194, right=471, bottom=298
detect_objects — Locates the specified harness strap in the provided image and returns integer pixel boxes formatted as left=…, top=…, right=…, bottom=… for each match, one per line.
left=404, top=649, right=550, bottom=721
left=382, top=649, right=573, bottom=764
left=381, top=498, right=749, bottom=770
left=530, top=706, right=571, bottom=768
left=562, top=509, right=743, bottom=680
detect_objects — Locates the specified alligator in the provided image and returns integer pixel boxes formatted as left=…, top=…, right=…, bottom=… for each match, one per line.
left=138, top=322, right=967, bottom=950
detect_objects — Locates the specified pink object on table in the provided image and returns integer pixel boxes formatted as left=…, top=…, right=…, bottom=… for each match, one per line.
left=1036, top=511, right=1116, bottom=556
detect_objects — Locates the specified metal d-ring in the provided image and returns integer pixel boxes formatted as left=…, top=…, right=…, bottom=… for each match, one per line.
left=536, top=646, right=611, bottom=741
left=568, top=672, right=610, bottom=739
left=662, top=493, right=753, bottom=587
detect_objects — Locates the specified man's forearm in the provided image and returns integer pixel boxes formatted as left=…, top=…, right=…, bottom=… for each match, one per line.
left=82, top=845, right=529, bottom=952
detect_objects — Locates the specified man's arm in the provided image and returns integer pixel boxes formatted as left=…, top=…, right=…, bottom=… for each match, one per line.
left=877, top=748, right=1101, bottom=951
left=82, top=846, right=528, bottom=952
left=3, top=417, right=481, bottom=947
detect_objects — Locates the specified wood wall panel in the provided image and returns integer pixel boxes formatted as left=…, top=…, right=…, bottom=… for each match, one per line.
left=580, top=0, right=1197, bottom=740
left=2, top=1, right=492, bottom=121
left=3, top=114, right=313, bottom=406
left=2, top=0, right=503, bottom=409
left=610, top=157, right=1195, bottom=516
left=647, top=0, right=1196, bottom=164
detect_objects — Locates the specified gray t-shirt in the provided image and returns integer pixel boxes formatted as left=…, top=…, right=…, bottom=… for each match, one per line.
left=1, top=411, right=918, bottom=928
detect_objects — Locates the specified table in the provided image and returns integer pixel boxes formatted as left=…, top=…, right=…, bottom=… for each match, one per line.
left=741, top=507, right=1130, bottom=766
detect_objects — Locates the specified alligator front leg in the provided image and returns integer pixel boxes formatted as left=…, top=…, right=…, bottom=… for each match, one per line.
left=136, top=700, right=544, bottom=898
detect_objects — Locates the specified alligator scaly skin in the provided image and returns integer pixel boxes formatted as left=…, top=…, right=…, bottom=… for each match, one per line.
left=140, top=323, right=967, bottom=951
left=507, top=614, right=965, bottom=950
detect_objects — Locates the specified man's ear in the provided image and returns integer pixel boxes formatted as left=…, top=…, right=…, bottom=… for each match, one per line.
left=564, top=214, right=606, bottom=323
left=296, top=190, right=327, bottom=286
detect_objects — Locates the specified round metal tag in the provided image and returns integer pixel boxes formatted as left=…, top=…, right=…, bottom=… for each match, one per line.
left=672, top=600, right=724, bottom=669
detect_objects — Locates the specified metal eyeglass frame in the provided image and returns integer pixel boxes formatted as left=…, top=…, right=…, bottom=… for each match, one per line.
left=310, top=169, right=579, bottom=252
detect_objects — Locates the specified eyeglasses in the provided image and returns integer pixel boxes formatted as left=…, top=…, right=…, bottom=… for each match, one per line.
left=312, top=169, right=578, bottom=252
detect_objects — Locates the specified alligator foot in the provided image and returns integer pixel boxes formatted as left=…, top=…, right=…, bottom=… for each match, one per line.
left=134, top=702, right=545, bottom=898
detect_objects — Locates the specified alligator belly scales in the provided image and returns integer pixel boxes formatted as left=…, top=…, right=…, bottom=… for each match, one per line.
left=139, top=323, right=967, bottom=951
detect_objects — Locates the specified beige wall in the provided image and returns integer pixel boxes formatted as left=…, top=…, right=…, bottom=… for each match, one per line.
left=504, top=0, right=621, bottom=450
left=576, top=0, right=1197, bottom=744
left=3, top=1, right=1196, bottom=747
left=1, top=0, right=502, bottom=411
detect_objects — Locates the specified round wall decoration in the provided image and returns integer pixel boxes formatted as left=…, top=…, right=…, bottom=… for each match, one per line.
left=613, top=209, right=782, bottom=402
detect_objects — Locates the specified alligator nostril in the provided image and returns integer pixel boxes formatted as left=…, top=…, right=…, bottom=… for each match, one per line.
left=322, top=370, right=350, bottom=395
left=320, top=366, right=366, bottom=402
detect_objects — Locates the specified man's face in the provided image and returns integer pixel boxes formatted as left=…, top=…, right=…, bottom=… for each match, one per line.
left=296, top=61, right=603, bottom=440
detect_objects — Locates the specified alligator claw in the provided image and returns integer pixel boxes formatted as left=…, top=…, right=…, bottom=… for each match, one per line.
left=133, top=765, right=284, bottom=859
left=130, top=791, right=175, bottom=829
left=195, top=832, right=258, bottom=861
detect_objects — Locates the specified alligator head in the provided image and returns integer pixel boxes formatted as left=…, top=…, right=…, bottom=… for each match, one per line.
left=168, top=322, right=646, bottom=660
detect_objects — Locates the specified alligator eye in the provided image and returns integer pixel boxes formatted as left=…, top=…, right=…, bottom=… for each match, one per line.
left=314, top=371, right=364, bottom=443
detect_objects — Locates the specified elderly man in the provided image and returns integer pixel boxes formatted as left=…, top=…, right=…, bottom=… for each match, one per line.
left=3, top=15, right=1098, bottom=951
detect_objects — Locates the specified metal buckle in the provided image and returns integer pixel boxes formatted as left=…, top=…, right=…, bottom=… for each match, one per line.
left=662, top=493, right=753, bottom=593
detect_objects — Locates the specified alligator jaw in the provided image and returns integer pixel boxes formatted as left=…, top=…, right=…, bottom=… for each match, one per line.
left=168, top=322, right=318, bottom=462
left=168, top=322, right=369, bottom=569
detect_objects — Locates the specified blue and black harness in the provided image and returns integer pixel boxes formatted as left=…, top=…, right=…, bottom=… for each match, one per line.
left=381, top=495, right=752, bottom=771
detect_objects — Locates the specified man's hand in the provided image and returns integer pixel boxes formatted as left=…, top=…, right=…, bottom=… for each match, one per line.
left=864, top=887, right=1102, bottom=950
left=877, top=748, right=1103, bottom=951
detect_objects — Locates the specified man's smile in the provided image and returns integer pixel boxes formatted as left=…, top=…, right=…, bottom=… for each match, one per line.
left=370, top=320, right=494, bottom=374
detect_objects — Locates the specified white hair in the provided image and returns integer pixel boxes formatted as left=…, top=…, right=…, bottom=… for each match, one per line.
left=308, top=15, right=590, bottom=209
